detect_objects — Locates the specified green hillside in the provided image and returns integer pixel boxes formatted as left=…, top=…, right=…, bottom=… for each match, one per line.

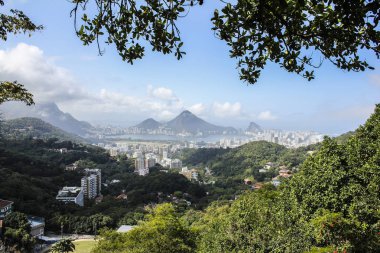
left=1, top=117, right=87, bottom=143
left=179, top=140, right=316, bottom=182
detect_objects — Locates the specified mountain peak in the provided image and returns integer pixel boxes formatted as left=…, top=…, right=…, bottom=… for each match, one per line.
left=0, top=102, right=93, bottom=136
left=179, top=110, right=195, bottom=116
left=247, top=122, right=263, bottom=133
left=135, top=118, right=161, bottom=130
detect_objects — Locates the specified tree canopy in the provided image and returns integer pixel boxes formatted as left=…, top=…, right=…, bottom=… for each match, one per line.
left=93, top=203, right=196, bottom=253
left=51, top=239, right=75, bottom=253
left=71, top=0, right=380, bottom=84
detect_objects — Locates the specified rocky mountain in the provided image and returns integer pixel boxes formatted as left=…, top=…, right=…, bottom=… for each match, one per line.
left=135, top=110, right=237, bottom=135
left=0, top=102, right=94, bottom=137
left=135, top=118, right=162, bottom=130
left=246, top=122, right=263, bottom=133
left=166, top=110, right=237, bottom=134
left=2, top=117, right=87, bottom=143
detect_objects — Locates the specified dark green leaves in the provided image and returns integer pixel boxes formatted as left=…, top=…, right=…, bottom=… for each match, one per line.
left=0, top=81, right=34, bottom=105
left=70, top=0, right=380, bottom=84
left=0, top=2, right=43, bottom=41
left=212, top=0, right=380, bottom=83
left=72, top=0, right=202, bottom=64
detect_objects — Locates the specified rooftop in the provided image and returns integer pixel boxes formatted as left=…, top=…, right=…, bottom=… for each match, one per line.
left=0, top=199, right=13, bottom=209
left=56, top=187, right=82, bottom=198
left=117, top=225, right=135, bottom=233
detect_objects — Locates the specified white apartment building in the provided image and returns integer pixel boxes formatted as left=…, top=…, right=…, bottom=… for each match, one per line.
left=145, top=157, right=156, bottom=169
left=81, top=169, right=102, bottom=199
left=56, top=187, right=84, bottom=206
left=135, top=157, right=149, bottom=176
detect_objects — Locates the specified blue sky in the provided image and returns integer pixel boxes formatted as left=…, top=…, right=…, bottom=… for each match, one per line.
left=1, top=0, right=379, bottom=134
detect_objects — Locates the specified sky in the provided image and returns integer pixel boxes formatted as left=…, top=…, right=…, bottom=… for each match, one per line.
left=1, top=0, right=380, bottom=134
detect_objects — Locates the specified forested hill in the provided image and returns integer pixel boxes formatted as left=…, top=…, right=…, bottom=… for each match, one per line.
left=1, top=117, right=87, bottom=143
left=0, top=136, right=210, bottom=238
left=177, top=129, right=356, bottom=182
left=178, top=140, right=316, bottom=180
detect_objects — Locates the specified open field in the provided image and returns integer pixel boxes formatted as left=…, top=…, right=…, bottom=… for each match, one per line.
left=73, top=239, right=97, bottom=253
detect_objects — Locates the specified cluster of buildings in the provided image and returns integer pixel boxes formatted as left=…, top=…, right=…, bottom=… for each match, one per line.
left=271, top=168, right=292, bottom=187
left=56, top=168, right=102, bottom=206
left=245, top=129, right=324, bottom=148
left=245, top=163, right=294, bottom=189
left=179, top=167, right=199, bottom=181
left=0, top=199, right=45, bottom=239
left=133, top=149, right=183, bottom=176
left=96, top=129, right=323, bottom=160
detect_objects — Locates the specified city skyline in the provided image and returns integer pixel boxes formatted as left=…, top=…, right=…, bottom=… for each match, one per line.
left=0, top=0, right=379, bottom=135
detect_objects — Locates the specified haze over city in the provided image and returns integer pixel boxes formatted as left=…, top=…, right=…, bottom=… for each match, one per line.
left=0, top=0, right=379, bottom=135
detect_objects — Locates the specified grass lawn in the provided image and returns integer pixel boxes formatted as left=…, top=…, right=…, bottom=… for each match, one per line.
left=73, top=239, right=97, bottom=253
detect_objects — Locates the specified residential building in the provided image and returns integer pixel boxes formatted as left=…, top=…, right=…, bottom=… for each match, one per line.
left=109, top=148, right=118, bottom=157
left=117, top=225, right=135, bottom=233
left=135, top=157, right=149, bottom=176
left=81, top=174, right=98, bottom=199
left=0, top=199, right=13, bottom=220
left=81, top=169, right=102, bottom=199
left=271, top=177, right=281, bottom=187
left=180, top=168, right=199, bottom=181
left=279, top=169, right=292, bottom=178
left=56, top=187, right=84, bottom=206
left=170, top=159, right=182, bottom=169
left=28, top=216, right=45, bottom=238
left=145, top=157, right=156, bottom=169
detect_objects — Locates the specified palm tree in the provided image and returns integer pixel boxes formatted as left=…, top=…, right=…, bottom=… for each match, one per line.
left=50, top=239, right=75, bottom=253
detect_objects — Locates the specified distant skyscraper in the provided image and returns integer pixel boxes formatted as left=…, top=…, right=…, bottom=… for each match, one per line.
left=135, top=157, right=149, bottom=176
left=145, top=157, right=156, bottom=169
left=170, top=159, right=182, bottom=169
left=81, top=169, right=101, bottom=199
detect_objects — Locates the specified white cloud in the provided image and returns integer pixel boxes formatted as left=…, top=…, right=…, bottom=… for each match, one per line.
left=0, top=43, right=187, bottom=121
left=212, top=102, right=242, bottom=118
left=0, top=43, right=252, bottom=124
left=0, top=43, right=90, bottom=103
left=258, top=111, right=277, bottom=121
left=147, top=85, right=177, bottom=101
left=189, top=103, right=206, bottom=115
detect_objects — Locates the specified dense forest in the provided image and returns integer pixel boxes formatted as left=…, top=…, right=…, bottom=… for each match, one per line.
left=177, top=140, right=317, bottom=182
left=0, top=131, right=212, bottom=240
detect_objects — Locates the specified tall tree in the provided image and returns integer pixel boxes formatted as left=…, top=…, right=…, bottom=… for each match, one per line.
left=51, top=239, right=75, bottom=253
left=2, top=212, right=36, bottom=252
left=93, top=203, right=196, bottom=253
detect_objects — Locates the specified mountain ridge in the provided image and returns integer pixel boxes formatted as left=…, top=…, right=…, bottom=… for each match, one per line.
left=134, top=110, right=237, bottom=135
left=0, top=102, right=94, bottom=137
left=2, top=117, right=87, bottom=143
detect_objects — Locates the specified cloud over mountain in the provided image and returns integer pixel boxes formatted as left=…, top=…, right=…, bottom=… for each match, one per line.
left=0, top=43, right=265, bottom=127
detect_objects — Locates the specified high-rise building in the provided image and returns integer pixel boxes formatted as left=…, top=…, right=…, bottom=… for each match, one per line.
left=145, top=157, right=156, bottom=169
left=81, top=169, right=101, bottom=199
left=170, top=159, right=182, bottom=169
left=135, top=157, right=149, bottom=176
